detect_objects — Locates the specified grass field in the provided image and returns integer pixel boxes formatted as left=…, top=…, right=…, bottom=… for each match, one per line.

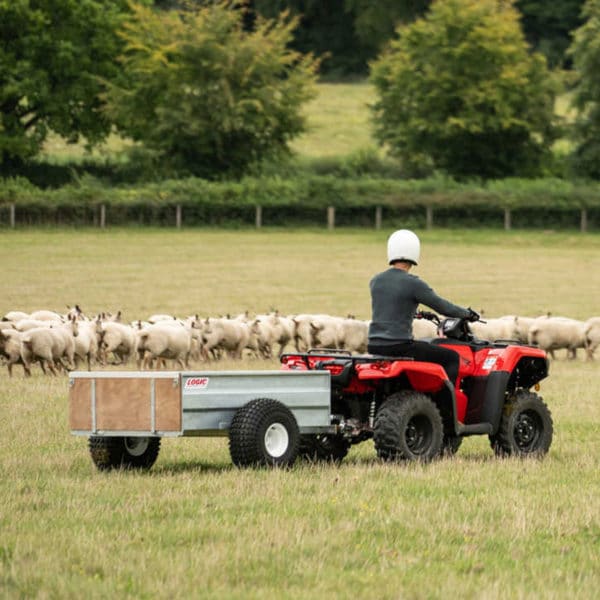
left=0, top=229, right=599, bottom=598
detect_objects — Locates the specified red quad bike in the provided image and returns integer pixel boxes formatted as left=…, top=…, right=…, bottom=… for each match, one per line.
left=280, top=312, right=553, bottom=462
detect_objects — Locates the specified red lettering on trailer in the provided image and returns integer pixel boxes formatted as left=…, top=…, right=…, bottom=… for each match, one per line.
left=185, top=377, right=210, bottom=390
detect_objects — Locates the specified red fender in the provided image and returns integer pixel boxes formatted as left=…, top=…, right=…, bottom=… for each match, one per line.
left=356, top=360, right=449, bottom=393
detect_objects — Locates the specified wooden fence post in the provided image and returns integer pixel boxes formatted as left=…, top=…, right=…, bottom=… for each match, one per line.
left=581, top=208, right=588, bottom=233
left=504, top=208, right=512, bottom=231
left=426, top=206, right=434, bottom=230
left=100, top=204, right=106, bottom=229
left=327, top=206, right=335, bottom=230
left=9, top=203, right=15, bottom=228
left=255, top=205, right=262, bottom=229
left=176, top=204, right=182, bottom=229
left=375, top=206, right=382, bottom=230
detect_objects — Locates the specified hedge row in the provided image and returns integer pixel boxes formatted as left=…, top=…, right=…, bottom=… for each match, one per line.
left=1, top=175, right=599, bottom=229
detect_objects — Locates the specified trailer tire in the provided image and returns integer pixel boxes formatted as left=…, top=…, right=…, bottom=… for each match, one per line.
left=89, top=436, right=161, bottom=471
left=374, top=391, right=443, bottom=462
left=229, top=398, right=299, bottom=468
left=490, top=390, right=553, bottom=457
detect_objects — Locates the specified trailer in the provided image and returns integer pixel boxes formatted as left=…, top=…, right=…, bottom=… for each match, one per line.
left=69, top=369, right=332, bottom=470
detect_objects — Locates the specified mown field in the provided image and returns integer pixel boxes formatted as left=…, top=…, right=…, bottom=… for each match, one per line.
left=0, top=229, right=599, bottom=599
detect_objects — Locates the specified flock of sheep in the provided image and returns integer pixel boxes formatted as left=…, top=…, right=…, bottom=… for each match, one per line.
left=0, top=306, right=598, bottom=377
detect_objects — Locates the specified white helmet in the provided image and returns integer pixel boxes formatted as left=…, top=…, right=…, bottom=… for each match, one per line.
left=387, top=229, right=420, bottom=265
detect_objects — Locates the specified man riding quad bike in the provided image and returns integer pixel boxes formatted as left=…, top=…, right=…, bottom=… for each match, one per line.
left=281, top=230, right=552, bottom=462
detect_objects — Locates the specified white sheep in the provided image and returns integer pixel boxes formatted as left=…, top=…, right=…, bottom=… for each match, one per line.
left=469, top=317, right=518, bottom=343
left=339, top=317, right=369, bottom=353
left=2, top=311, right=30, bottom=322
left=584, top=317, right=600, bottom=360
left=14, top=319, right=53, bottom=332
left=72, top=319, right=98, bottom=370
left=412, top=318, right=437, bottom=340
left=95, top=319, right=137, bottom=365
left=20, top=318, right=78, bottom=375
left=28, top=309, right=64, bottom=322
left=0, top=329, right=30, bottom=376
left=528, top=316, right=587, bottom=359
left=136, top=322, right=197, bottom=369
left=310, top=315, right=345, bottom=350
left=201, top=317, right=250, bottom=359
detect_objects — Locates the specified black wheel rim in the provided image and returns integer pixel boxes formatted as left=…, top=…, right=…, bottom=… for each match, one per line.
left=404, top=415, right=432, bottom=455
left=513, top=410, right=542, bottom=452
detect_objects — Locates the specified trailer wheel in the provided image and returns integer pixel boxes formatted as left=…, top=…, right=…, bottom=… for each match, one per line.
left=298, top=434, right=350, bottom=463
left=229, top=398, right=299, bottom=468
left=374, top=390, right=443, bottom=462
left=490, top=390, right=553, bottom=457
left=88, top=436, right=161, bottom=471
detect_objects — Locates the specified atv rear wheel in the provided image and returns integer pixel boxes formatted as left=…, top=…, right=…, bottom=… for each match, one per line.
left=229, top=398, right=300, bottom=468
left=490, top=390, right=553, bottom=457
left=89, top=436, right=161, bottom=470
left=298, top=434, right=350, bottom=463
left=374, top=391, right=443, bottom=462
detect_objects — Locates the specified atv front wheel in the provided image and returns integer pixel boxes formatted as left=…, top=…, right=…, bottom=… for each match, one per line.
left=89, top=436, right=161, bottom=471
left=374, top=391, right=443, bottom=462
left=490, top=390, right=553, bottom=457
left=229, top=398, right=300, bottom=468
left=298, top=434, right=350, bottom=463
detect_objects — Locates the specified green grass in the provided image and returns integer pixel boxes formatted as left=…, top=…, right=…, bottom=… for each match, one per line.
left=1, top=229, right=599, bottom=598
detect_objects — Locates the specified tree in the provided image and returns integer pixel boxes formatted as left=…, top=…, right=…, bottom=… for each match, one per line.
left=568, top=0, right=600, bottom=179
left=106, top=1, right=319, bottom=178
left=370, top=0, right=558, bottom=179
left=251, top=1, right=431, bottom=75
left=516, top=0, right=584, bottom=68
left=0, top=0, right=131, bottom=169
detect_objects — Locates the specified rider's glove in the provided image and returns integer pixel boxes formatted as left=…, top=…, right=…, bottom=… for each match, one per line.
left=466, top=308, right=480, bottom=322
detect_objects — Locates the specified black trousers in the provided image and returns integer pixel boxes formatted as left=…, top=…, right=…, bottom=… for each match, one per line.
left=367, top=340, right=460, bottom=387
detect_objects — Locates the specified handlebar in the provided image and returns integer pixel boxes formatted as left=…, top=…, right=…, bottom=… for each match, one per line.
left=415, top=310, right=486, bottom=325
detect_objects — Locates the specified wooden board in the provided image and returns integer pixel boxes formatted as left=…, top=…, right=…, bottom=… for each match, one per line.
left=96, top=378, right=152, bottom=431
left=69, top=378, right=92, bottom=431
left=69, top=375, right=182, bottom=433
left=155, top=377, right=181, bottom=432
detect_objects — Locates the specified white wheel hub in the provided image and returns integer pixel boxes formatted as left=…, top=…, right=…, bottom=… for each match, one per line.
left=264, top=423, right=289, bottom=458
left=124, top=437, right=150, bottom=456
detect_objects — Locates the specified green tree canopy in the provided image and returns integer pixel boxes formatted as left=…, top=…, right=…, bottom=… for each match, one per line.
left=106, top=1, right=319, bottom=178
left=0, top=0, right=130, bottom=169
left=569, top=0, right=600, bottom=179
left=370, top=0, right=558, bottom=179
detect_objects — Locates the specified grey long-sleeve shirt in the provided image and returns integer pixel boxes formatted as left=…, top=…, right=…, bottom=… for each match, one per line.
left=368, top=268, right=471, bottom=344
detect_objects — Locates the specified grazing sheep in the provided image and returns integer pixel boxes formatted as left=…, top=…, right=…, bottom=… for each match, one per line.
left=0, top=329, right=30, bottom=376
left=20, top=318, right=78, bottom=375
left=528, top=316, right=587, bottom=359
left=470, top=317, right=518, bottom=343
left=95, top=319, right=137, bottom=365
left=338, top=317, right=369, bottom=353
left=29, top=310, right=64, bottom=322
left=310, top=315, right=345, bottom=350
left=513, top=316, right=538, bottom=344
left=2, top=311, right=29, bottom=322
left=72, top=319, right=99, bottom=370
left=14, top=319, right=53, bottom=332
left=412, top=317, right=437, bottom=340
left=136, top=322, right=197, bottom=369
left=584, top=317, right=600, bottom=360
left=201, top=317, right=251, bottom=360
